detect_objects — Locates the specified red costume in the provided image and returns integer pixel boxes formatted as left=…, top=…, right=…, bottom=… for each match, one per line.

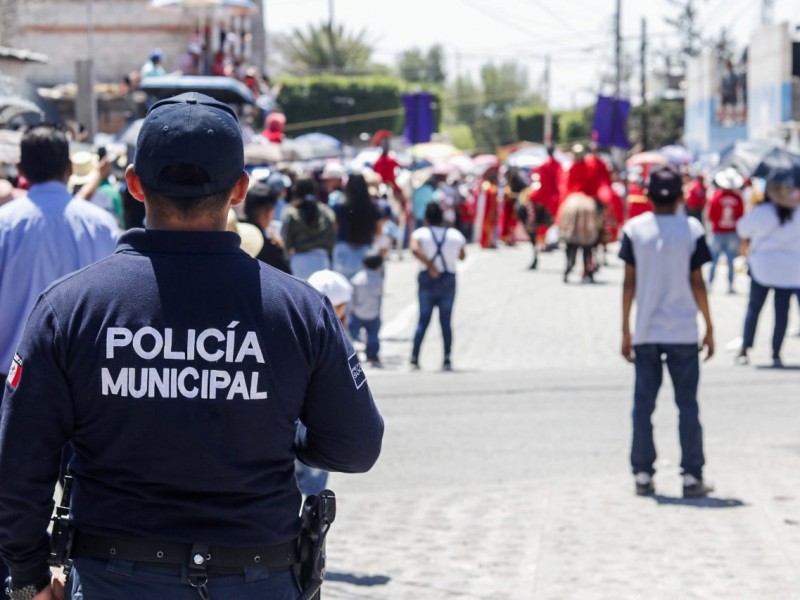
left=372, top=152, right=399, bottom=185
left=685, top=179, right=707, bottom=211
left=499, top=185, right=519, bottom=245
left=626, top=181, right=653, bottom=220
left=567, top=153, right=610, bottom=199
left=531, top=156, right=563, bottom=237
left=476, top=179, right=499, bottom=248
left=707, top=189, right=744, bottom=233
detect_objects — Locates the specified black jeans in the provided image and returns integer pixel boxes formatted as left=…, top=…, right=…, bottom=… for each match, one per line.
left=565, top=244, right=592, bottom=277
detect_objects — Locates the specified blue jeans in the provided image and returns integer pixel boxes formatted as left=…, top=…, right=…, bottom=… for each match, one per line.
left=631, top=344, right=704, bottom=478
left=333, top=242, right=369, bottom=280
left=412, top=272, right=456, bottom=360
left=68, top=558, right=298, bottom=599
left=742, top=277, right=796, bottom=356
left=350, top=315, right=381, bottom=359
left=294, top=461, right=328, bottom=497
left=290, top=248, right=330, bottom=281
left=708, top=232, right=739, bottom=285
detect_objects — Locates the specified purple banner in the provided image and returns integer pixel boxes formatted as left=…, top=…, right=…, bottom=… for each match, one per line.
left=403, top=92, right=434, bottom=145
left=592, top=95, right=631, bottom=149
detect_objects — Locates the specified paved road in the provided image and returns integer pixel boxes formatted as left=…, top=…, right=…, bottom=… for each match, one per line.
left=323, top=243, right=800, bottom=599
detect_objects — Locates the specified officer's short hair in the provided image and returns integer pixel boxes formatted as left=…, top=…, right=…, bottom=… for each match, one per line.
left=141, top=164, right=232, bottom=218
left=425, top=201, right=444, bottom=226
left=20, top=125, right=71, bottom=184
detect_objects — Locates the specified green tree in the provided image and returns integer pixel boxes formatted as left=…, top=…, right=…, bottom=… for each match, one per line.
left=397, top=45, right=446, bottom=84
left=274, top=21, right=374, bottom=75
left=472, top=62, right=531, bottom=152
left=664, top=0, right=707, bottom=66
left=629, top=99, right=685, bottom=149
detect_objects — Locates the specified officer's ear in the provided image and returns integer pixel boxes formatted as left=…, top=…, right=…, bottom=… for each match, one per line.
left=125, top=165, right=145, bottom=203
left=229, top=171, right=250, bottom=207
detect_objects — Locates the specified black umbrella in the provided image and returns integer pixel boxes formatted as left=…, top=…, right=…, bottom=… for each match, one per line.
left=750, top=147, right=800, bottom=187
left=720, top=139, right=800, bottom=186
left=0, top=74, right=63, bottom=127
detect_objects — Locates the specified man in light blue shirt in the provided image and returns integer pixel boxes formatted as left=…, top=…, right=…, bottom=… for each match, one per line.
left=0, top=125, right=119, bottom=381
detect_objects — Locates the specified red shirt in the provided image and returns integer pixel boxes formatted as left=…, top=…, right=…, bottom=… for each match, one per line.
left=531, top=157, right=563, bottom=216
left=685, top=180, right=707, bottom=210
left=372, top=153, right=399, bottom=185
left=707, top=189, right=744, bottom=233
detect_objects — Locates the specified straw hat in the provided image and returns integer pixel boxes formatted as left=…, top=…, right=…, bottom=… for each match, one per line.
left=713, top=167, right=744, bottom=191
left=68, top=150, right=97, bottom=189
left=226, top=209, right=264, bottom=258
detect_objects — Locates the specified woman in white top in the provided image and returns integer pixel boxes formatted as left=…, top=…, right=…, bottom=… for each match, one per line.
left=409, top=201, right=467, bottom=371
left=736, top=183, right=800, bottom=366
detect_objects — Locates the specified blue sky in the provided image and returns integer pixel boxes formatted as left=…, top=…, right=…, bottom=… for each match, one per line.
left=263, top=0, right=800, bottom=109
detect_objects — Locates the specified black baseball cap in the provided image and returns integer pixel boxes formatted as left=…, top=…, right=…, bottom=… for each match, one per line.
left=646, top=165, right=683, bottom=202
left=134, top=92, right=244, bottom=197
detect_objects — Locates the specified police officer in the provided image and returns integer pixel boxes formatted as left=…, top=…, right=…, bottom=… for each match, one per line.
left=0, top=93, right=384, bottom=600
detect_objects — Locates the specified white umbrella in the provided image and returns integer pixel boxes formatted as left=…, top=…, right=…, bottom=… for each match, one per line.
left=149, top=0, right=257, bottom=15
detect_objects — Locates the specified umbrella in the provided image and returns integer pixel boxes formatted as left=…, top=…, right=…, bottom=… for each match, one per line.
left=148, top=0, right=257, bottom=15
left=718, top=140, right=792, bottom=180
left=285, top=133, right=342, bottom=161
left=505, top=145, right=548, bottom=168
left=748, top=147, right=800, bottom=187
left=139, top=76, right=255, bottom=105
left=244, top=141, right=282, bottom=165
left=408, top=142, right=459, bottom=162
left=0, top=129, right=22, bottom=164
left=0, top=97, right=44, bottom=127
left=626, top=151, right=668, bottom=167
left=659, top=144, right=693, bottom=166
left=0, top=74, right=63, bottom=127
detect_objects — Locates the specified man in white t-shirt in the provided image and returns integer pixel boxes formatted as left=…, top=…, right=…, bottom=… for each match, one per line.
left=409, top=201, right=467, bottom=371
left=619, top=165, right=715, bottom=499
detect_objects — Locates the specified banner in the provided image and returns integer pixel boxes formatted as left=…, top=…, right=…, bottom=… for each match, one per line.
left=402, top=92, right=434, bottom=144
left=592, top=96, right=631, bottom=149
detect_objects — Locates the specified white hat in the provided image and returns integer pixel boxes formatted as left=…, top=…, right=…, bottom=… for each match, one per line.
left=68, top=150, right=98, bottom=189
left=713, top=167, right=744, bottom=191
left=307, top=269, right=352, bottom=306
left=321, top=161, right=345, bottom=180
left=226, top=209, right=264, bottom=258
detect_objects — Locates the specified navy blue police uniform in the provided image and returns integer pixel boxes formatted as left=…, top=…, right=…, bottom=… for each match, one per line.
left=0, top=93, right=383, bottom=600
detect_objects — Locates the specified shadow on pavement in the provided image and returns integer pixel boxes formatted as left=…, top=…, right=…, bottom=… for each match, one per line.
left=326, top=572, right=391, bottom=586
left=754, top=365, right=800, bottom=371
left=652, top=495, right=746, bottom=508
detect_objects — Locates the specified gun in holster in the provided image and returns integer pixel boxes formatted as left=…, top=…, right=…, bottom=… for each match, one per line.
left=294, top=489, right=336, bottom=600
left=48, top=475, right=75, bottom=575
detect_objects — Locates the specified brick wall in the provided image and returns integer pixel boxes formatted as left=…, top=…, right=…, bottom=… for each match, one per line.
left=13, top=0, right=197, bottom=84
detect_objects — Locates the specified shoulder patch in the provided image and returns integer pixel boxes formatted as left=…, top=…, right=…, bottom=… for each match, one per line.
left=6, top=354, right=22, bottom=389
left=348, top=353, right=367, bottom=390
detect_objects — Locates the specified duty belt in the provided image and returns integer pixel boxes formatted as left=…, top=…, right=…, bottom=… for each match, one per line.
left=72, top=531, right=299, bottom=573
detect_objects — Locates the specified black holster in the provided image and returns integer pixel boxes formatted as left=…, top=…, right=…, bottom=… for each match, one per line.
left=293, top=490, right=336, bottom=600
left=48, top=475, right=75, bottom=574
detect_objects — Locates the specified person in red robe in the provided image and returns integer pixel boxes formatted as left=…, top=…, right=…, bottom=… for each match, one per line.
left=476, top=168, right=499, bottom=248
left=530, top=146, right=563, bottom=239
left=626, top=177, right=653, bottom=219
left=684, top=173, right=707, bottom=223
left=566, top=145, right=609, bottom=200
left=372, top=145, right=406, bottom=209
left=499, top=168, right=521, bottom=245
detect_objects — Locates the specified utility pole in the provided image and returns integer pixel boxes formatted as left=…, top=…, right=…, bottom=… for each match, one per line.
left=252, top=0, right=265, bottom=72
left=614, top=0, right=622, bottom=100
left=544, top=55, right=553, bottom=146
left=640, top=17, right=648, bottom=150
left=760, top=0, right=775, bottom=26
